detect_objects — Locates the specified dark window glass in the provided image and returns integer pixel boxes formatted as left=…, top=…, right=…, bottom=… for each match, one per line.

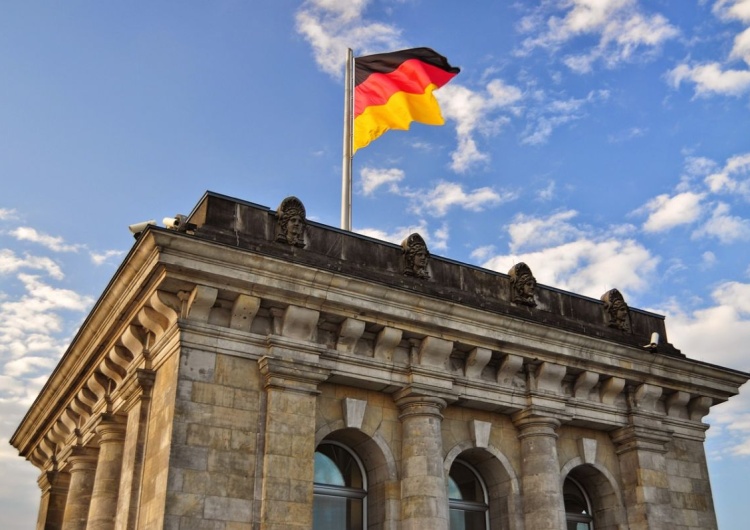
left=448, top=460, right=488, bottom=530
left=313, top=442, right=366, bottom=530
left=564, top=477, right=593, bottom=530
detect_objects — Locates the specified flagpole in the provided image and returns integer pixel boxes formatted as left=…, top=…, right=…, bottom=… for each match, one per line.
left=341, top=48, right=354, bottom=231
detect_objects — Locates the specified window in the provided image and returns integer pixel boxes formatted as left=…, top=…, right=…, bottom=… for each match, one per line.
left=448, top=460, right=489, bottom=530
left=313, top=441, right=367, bottom=530
left=564, top=476, right=594, bottom=530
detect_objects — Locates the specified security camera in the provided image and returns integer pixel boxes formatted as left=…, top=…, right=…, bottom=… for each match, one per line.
left=128, top=220, right=156, bottom=239
left=163, top=214, right=196, bottom=233
left=643, top=332, right=660, bottom=352
left=163, top=214, right=188, bottom=230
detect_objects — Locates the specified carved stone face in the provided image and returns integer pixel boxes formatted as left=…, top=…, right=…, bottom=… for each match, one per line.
left=286, top=214, right=304, bottom=244
left=413, top=248, right=427, bottom=269
left=520, top=275, right=535, bottom=296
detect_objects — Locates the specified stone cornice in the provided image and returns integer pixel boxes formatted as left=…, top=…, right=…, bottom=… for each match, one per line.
left=11, top=220, right=749, bottom=470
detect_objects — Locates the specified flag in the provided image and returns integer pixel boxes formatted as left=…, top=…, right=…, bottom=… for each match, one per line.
left=353, top=47, right=460, bottom=152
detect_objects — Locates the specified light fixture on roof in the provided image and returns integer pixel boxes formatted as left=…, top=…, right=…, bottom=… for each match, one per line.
left=128, top=220, right=156, bottom=239
left=643, top=332, right=660, bottom=353
left=163, top=214, right=196, bottom=233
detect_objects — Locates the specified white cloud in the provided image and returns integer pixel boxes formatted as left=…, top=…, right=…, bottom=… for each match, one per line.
left=0, top=208, right=17, bottom=221
left=537, top=180, right=556, bottom=201
left=637, top=191, right=706, bottom=233
left=360, top=167, right=404, bottom=195
left=507, top=210, right=581, bottom=253
left=662, top=278, right=750, bottom=456
left=483, top=237, right=658, bottom=299
left=417, top=181, right=513, bottom=217
left=521, top=89, right=609, bottom=145
left=360, top=171, right=517, bottom=218
left=355, top=218, right=449, bottom=251
left=730, top=27, right=750, bottom=66
left=705, top=152, right=750, bottom=198
left=295, top=0, right=403, bottom=78
left=89, top=249, right=126, bottom=266
left=0, top=274, right=93, bottom=359
left=667, top=62, right=750, bottom=97
left=692, top=202, right=750, bottom=243
left=470, top=245, right=496, bottom=261
left=701, top=251, right=718, bottom=269
left=437, top=79, right=523, bottom=172
left=518, top=0, right=678, bottom=73
left=8, top=227, right=82, bottom=253
left=0, top=249, right=64, bottom=280
left=713, top=0, right=750, bottom=24
left=482, top=210, right=658, bottom=298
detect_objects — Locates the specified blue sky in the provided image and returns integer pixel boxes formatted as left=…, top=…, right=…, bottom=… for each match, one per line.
left=1, top=1, right=750, bottom=528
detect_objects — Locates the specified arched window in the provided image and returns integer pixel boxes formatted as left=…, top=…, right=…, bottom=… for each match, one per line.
left=313, top=441, right=367, bottom=530
left=448, top=460, right=489, bottom=530
left=564, top=476, right=594, bottom=530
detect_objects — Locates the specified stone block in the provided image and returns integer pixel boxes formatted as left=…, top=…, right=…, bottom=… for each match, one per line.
left=187, top=424, right=232, bottom=450
left=171, top=445, right=209, bottom=471
left=192, top=382, right=235, bottom=408
left=165, top=492, right=204, bottom=517
left=204, top=496, right=252, bottom=522
left=180, top=350, right=216, bottom=382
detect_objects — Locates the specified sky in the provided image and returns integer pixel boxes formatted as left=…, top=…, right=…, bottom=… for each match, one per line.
left=1, top=1, right=749, bottom=528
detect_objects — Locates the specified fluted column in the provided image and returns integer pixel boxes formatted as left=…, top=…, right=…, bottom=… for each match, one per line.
left=395, top=394, right=449, bottom=530
left=512, top=411, right=565, bottom=530
left=61, top=447, right=99, bottom=530
left=87, top=415, right=127, bottom=530
left=36, top=470, right=70, bottom=530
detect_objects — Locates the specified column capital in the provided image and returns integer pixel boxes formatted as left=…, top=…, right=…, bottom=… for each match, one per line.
left=118, top=369, right=155, bottom=412
left=66, top=446, right=99, bottom=472
left=394, top=394, right=447, bottom=421
left=511, top=409, right=561, bottom=440
left=258, top=356, right=329, bottom=394
left=611, top=424, right=672, bottom=455
left=92, top=414, right=127, bottom=444
left=37, top=470, right=70, bottom=495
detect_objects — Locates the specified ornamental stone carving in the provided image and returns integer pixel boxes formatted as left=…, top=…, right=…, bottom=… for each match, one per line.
left=601, top=288, right=631, bottom=332
left=402, top=233, right=429, bottom=279
left=275, top=196, right=307, bottom=247
left=509, top=262, right=537, bottom=307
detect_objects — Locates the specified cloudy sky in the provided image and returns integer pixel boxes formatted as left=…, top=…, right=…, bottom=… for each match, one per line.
left=2, top=1, right=750, bottom=528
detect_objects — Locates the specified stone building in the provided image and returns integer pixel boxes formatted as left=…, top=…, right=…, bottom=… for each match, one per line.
left=11, top=191, right=749, bottom=530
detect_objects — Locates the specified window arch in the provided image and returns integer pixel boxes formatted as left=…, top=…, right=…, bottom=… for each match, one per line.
left=564, top=476, right=594, bottom=530
left=313, top=441, right=367, bottom=530
left=448, top=459, right=489, bottom=530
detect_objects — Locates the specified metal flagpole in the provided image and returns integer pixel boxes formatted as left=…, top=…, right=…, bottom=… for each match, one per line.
left=341, top=48, right=354, bottom=231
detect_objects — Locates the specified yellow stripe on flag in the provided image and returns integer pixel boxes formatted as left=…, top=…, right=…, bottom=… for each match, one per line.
left=353, top=83, right=444, bottom=152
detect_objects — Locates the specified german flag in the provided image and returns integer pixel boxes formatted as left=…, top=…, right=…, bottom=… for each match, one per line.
left=354, top=47, right=460, bottom=152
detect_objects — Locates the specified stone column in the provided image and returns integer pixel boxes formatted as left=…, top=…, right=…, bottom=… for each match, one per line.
left=36, top=471, right=70, bottom=530
left=258, top=355, right=329, bottom=530
left=512, top=412, right=565, bottom=530
left=87, top=415, right=127, bottom=530
left=395, top=394, right=449, bottom=530
left=61, top=447, right=99, bottom=530
left=611, top=425, right=673, bottom=530
left=115, top=369, right=155, bottom=530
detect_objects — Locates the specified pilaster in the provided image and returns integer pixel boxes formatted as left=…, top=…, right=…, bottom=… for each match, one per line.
left=114, top=369, right=155, bottom=530
left=258, top=355, right=329, bottom=530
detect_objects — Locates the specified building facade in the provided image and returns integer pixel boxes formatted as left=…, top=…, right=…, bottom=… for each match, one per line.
left=11, top=191, right=749, bottom=530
